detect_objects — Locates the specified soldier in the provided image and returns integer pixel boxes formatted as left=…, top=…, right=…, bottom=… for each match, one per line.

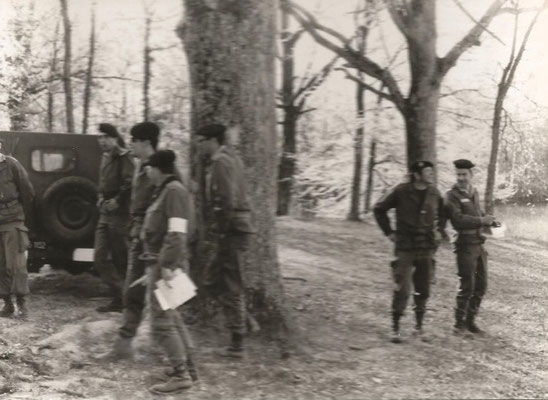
left=94, top=123, right=135, bottom=312
left=142, top=150, right=195, bottom=395
left=445, top=159, right=495, bottom=335
left=373, top=161, right=445, bottom=343
left=103, top=122, right=160, bottom=359
left=0, top=143, right=34, bottom=319
left=196, top=123, right=255, bottom=358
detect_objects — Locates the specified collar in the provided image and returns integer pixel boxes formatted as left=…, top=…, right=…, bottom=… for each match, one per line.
left=211, top=145, right=228, bottom=161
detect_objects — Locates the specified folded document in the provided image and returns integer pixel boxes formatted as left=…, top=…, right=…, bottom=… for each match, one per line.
left=154, top=269, right=197, bottom=311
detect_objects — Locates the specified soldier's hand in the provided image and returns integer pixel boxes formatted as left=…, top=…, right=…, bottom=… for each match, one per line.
left=162, top=268, right=175, bottom=287
left=481, top=215, right=496, bottom=226
left=388, top=232, right=397, bottom=243
left=103, top=198, right=119, bottom=212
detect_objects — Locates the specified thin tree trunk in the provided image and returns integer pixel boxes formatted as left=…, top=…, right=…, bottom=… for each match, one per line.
left=181, top=0, right=292, bottom=354
left=364, top=137, right=376, bottom=213
left=143, top=16, right=151, bottom=121
left=82, top=4, right=96, bottom=134
left=347, top=81, right=365, bottom=221
left=60, top=0, right=75, bottom=133
left=47, top=21, right=60, bottom=132
left=277, top=7, right=297, bottom=216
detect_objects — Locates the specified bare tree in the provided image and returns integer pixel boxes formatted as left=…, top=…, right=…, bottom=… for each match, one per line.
left=47, top=21, right=61, bottom=132
left=277, top=5, right=337, bottom=216
left=285, top=0, right=507, bottom=168
left=60, top=0, right=75, bottom=133
left=82, top=3, right=96, bottom=134
left=484, top=0, right=547, bottom=214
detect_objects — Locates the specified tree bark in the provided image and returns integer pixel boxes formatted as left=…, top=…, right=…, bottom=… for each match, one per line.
left=181, top=0, right=291, bottom=352
left=143, top=16, right=152, bottom=121
left=60, top=0, right=75, bottom=133
left=348, top=81, right=365, bottom=220
left=364, top=137, right=376, bottom=213
left=82, top=4, right=96, bottom=134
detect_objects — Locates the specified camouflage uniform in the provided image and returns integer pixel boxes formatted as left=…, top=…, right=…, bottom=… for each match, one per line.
left=203, top=146, right=255, bottom=341
left=141, top=175, right=194, bottom=377
left=94, top=146, right=134, bottom=307
left=0, top=155, right=34, bottom=315
left=445, top=184, right=488, bottom=328
left=374, top=182, right=445, bottom=329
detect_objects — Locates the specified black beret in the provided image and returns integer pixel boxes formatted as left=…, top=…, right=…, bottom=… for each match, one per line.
left=130, top=122, right=160, bottom=142
left=98, top=123, right=119, bottom=138
left=146, top=150, right=176, bottom=169
left=195, top=123, right=226, bottom=139
left=409, top=160, right=434, bottom=173
left=453, top=159, right=475, bottom=169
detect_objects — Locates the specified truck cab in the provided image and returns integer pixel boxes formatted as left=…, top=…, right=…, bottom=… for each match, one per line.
left=0, top=131, right=102, bottom=273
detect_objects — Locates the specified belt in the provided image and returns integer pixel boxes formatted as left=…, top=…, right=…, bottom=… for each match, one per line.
left=457, top=229, right=480, bottom=235
left=0, top=199, right=19, bottom=209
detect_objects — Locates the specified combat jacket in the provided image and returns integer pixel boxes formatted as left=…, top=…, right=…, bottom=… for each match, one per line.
left=207, top=146, right=255, bottom=234
left=445, top=184, right=485, bottom=245
left=142, top=176, right=195, bottom=270
left=0, top=155, right=35, bottom=230
left=374, top=182, right=445, bottom=250
left=98, top=146, right=134, bottom=215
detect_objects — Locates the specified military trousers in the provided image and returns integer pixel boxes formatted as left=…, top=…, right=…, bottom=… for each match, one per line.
left=455, top=243, right=488, bottom=317
left=148, top=263, right=188, bottom=371
left=119, top=237, right=146, bottom=338
left=391, top=249, right=434, bottom=316
left=204, top=233, right=249, bottom=336
left=93, top=214, right=130, bottom=301
left=0, top=227, right=30, bottom=297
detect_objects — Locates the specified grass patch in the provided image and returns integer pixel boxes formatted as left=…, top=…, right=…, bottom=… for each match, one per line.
left=496, top=204, right=548, bottom=242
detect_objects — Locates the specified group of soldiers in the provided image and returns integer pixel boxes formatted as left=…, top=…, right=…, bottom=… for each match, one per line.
left=0, top=122, right=255, bottom=396
left=373, top=159, right=496, bottom=344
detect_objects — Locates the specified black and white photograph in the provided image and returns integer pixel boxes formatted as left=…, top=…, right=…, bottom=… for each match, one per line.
left=0, top=0, right=546, bottom=398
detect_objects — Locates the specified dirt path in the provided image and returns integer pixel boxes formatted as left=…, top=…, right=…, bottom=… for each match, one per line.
left=0, top=216, right=546, bottom=399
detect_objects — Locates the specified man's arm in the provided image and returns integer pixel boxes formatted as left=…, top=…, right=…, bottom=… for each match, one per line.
left=211, top=159, right=235, bottom=233
left=158, top=187, right=189, bottom=270
left=444, top=191, right=484, bottom=230
left=373, top=189, right=397, bottom=236
left=113, top=154, right=135, bottom=209
left=11, top=159, right=35, bottom=229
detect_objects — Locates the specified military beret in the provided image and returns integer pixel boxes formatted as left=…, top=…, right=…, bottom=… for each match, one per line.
left=195, top=123, right=226, bottom=139
left=453, top=159, right=475, bottom=169
left=409, top=160, right=434, bottom=173
left=98, top=123, right=120, bottom=138
left=146, top=150, right=176, bottom=169
left=130, top=122, right=160, bottom=142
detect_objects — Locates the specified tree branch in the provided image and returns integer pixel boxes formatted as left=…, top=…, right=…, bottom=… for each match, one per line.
left=293, top=55, right=339, bottom=104
left=386, top=0, right=410, bottom=38
left=452, top=0, right=505, bottom=45
left=439, top=0, right=507, bottom=77
left=284, top=0, right=406, bottom=113
left=336, top=67, right=396, bottom=104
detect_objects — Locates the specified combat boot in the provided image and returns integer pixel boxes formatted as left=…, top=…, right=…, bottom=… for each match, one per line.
left=217, top=332, right=245, bottom=358
left=0, top=297, right=14, bottom=318
left=453, top=308, right=466, bottom=335
left=412, top=311, right=430, bottom=342
left=15, top=296, right=28, bottom=319
left=148, top=367, right=192, bottom=395
left=390, top=312, right=402, bottom=344
left=466, top=314, right=485, bottom=336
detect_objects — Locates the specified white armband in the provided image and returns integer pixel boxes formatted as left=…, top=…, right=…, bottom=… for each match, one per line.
left=168, top=217, right=187, bottom=233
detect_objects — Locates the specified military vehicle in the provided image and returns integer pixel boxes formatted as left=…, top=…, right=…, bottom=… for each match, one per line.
left=0, top=131, right=102, bottom=273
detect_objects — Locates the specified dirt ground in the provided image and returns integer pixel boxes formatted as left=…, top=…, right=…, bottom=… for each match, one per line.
left=0, top=216, right=546, bottom=399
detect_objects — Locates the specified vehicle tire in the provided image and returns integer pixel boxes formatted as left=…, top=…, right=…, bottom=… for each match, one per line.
left=41, top=176, right=98, bottom=245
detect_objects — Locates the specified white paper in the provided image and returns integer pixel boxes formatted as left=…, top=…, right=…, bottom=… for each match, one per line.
left=490, top=222, right=507, bottom=239
left=154, top=269, right=197, bottom=311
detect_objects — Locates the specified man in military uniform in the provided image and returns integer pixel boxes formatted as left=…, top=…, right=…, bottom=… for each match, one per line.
left=104, top=122, right=160, bottom=359
left=445, top=159, right=495, bottom=335
left=142, top=150, right=195, bottom=395
left=196, top=123, right=255, bottom=358
left=94, top=123, right=135, bottom=312
left=373, top=161, right=445, bottom=343
left=0, top=143, right=34, bottom=319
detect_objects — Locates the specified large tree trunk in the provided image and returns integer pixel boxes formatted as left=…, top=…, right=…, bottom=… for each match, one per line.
left=347, top=81, right=365, bottom=220
left=82, top=5, right=96, bottom=134
left=404, top=1, right=439, bottom=167
left=60, top=0, right=75, bottom=133
left=181, top=0, right=291, bottom=351
left=485, top=95, right=503, bottom=215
